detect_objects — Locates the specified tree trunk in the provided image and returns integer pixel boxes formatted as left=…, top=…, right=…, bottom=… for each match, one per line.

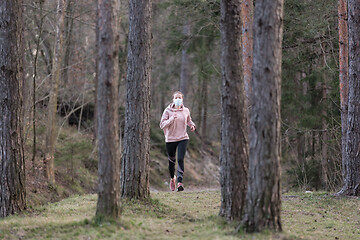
left=338, top=0, right=360, bottom=196
left=219, top=0, right=249, bottom=221
left=297, top=132, right=305, bottom=164
left=201, top=74, right=208, bottom=139
left=0, top=0, right=26, bottom=218
left=45, top=0, right=66, bottom=184
left=95, top=0, right=121, bottom=219
left=40, top=36, right=53, bottom=75
left=62, top=0, right=75, bottom=86
left=242, top=0, right=283, bottom=232
left=241, top=0, right=253, bottom=107
left=321, top=42, right=328, bottom=191
left=31, top=1, right=45, bottom=175
left=197, top=80, right=202, bottom=132
left=180, top=21, right=190, bottom=98
left=93, top=0, right=100, bottom=145
left=121, top=0, right=152, bottom=199
left=336, top=0, right=349, bottom=195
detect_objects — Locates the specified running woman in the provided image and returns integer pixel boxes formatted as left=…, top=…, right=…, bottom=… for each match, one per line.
left=159, top=91, right=196, bottom=192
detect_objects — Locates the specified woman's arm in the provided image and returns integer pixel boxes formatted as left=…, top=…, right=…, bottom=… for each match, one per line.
left=159, top=110, right=175, bottom=129
left=186, top=110, right=196, bottom=131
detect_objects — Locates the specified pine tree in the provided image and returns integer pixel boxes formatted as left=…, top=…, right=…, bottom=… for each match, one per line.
left=0, top=0, right=26, bottom=218
left=121, top=0, right=152, bottom=199
left=242, top=0, right=284, bottom=232
left=219, top=0, right=249, bottom=221
left=338, top=0, right=349, bottom=194
left=95, top=0, right=121, bottom=218
left=337, top=0, right=360, bottom=196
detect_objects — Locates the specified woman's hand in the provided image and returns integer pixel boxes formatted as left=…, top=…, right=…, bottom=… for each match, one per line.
left=190, top=125, right=196, bottom=132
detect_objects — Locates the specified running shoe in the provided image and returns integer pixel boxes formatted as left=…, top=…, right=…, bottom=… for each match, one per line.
left=177, top=182, right=184, bottom=192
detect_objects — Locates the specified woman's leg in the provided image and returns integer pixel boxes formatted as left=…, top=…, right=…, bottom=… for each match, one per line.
left=176, top=139, right=188, bottom=183
left=166, top=142, right=178, bottom=178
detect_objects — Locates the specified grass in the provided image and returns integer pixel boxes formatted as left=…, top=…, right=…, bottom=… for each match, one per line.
left=282, top=192, right=360, bottom=239
left=0, top=191, right=359, bottom=239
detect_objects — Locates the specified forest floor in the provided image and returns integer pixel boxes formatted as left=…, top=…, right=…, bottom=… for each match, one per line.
left=23, top=119, right=220, bottom=208
left=1, top=190, right=359, bottom=240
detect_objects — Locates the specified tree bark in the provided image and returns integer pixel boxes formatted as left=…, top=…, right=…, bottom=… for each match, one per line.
left=336, top=0, right=349, bottom=195
left=219, top=0, right=249, bottom=221
left=45, top=0, right=66, bottom=184
left=95, top=0, right=121, bottom=219
left=241, top=0, right=253, bottom=107
left=180, top=21, right=190, bottom=98
left=121, top=0, right=152, bottom=199
left=0, top=0, right=26, bottom=218
left=338, top=0, right=360, bottom=196
left=242, top=0, right=283, bottom=232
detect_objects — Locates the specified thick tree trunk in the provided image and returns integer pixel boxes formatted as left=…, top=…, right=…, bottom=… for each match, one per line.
left=219, top=0, right=249, bottom=221
left=45, top=0, right=66, bottom=184
left=0, top=0, right=26, bottom=218
left=338, top=0, right=360, bottom=196
left=121, top=0, right=152, bottom=199
left=241, top=0, right=253, bottom=106
left=180, top=22, right=190, bottom=98
left=242, top=0, right=283, bottom=232
left=336, top=0, right=349, bottom=195
left=95, top=0, right=121, bottom=219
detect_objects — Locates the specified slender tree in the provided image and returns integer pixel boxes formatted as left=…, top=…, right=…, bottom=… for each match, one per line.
left=338, top=0, right=360, bottom=196
left=219, top=0, right=249, bottom=221
left=321, top=41, right=329, bottom=190
left=45, top=0, right=66, bottom=184
left=94, top=0, right=100, bottom=144
left=31, top=0, right=45, bottom=175
left=121, top=0, right=152, bottom=199
left=0, top=0, right=26, bottom=218
left=180, top=21, right=190, bottom=98
left=62, top=0, right=75, bottom=86
left=336, top=0, right=349, bottom=195
left=200, top=74, right=208, bottom=138
left=95, top=0, right=121, bottom=218
left=242, top=0, right=284, bottom=232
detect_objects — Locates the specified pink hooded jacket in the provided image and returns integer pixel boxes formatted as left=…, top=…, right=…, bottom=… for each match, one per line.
left=159, top=104, right=196, bottom=142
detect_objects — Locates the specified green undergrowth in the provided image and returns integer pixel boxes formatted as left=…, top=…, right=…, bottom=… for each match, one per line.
left=1, top=191, right=359, bottom=239
left=24, top=122, right=98, bottom=207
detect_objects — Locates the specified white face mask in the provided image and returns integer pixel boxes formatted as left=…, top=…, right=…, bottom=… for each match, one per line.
left=173, top=98, right=183, bottom=107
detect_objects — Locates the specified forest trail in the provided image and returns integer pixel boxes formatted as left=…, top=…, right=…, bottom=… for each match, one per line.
left=0, top=190, right=359, bottom=240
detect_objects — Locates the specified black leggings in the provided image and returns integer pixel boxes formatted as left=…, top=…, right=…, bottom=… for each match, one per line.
left=166, top=139, right=188, bottom=183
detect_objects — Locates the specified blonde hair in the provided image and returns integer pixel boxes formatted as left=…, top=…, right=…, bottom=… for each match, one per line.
left=172, top=91, right=184, bottom=99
